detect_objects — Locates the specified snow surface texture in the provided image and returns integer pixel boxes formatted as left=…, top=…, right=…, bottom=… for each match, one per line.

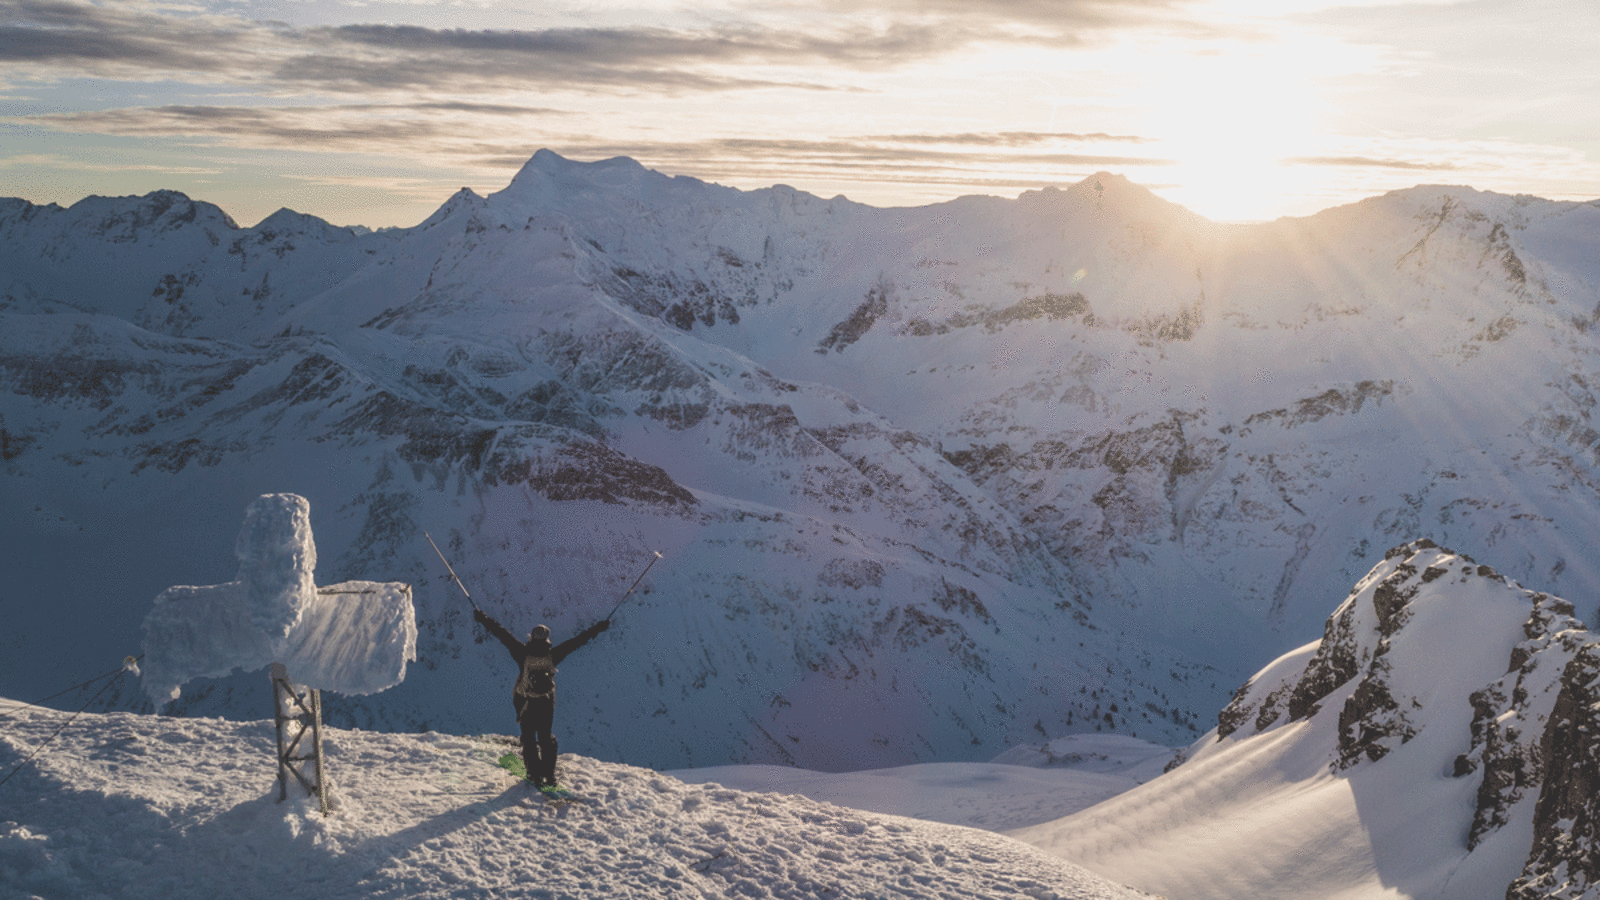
left=0, top=700, right=1158, bottom=900
left=1011, top=540, right=1600, bottom=900
left=140, top=493, right=417, bottom=704
left=5, top=152, right=1600, bottom=769
left=672, top=734, right=1177, bottom=832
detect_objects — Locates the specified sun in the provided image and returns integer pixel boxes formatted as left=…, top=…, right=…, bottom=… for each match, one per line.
left=1122, top=27, right=1349, bottom=222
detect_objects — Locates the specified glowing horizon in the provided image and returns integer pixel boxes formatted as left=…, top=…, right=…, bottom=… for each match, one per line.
left=1, top=0, right=1595, bottom=229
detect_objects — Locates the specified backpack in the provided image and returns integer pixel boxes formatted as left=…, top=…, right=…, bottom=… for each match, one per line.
left=518, top=653, right=556, bottom=698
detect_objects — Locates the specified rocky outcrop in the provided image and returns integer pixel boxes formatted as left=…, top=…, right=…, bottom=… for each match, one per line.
left=817, top=281, right=889, bottom=353
left=1505, top=644, right=1600, bottom=899
left=1214, top=540, right=1588, bottom=778
left=1268, top=540, right=1438, bottom=768
left=1209, top=538, right=1600, bottom=898
left=1454, top=593, right=1589, bottom=850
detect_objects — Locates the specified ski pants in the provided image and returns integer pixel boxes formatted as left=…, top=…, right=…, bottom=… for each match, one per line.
left=516, top=693, right=557, bottom=781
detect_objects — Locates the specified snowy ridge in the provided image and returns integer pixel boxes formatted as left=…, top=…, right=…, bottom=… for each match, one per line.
left=3, top=152, right=1600, bottom=770
left=1012, top=540, right=1600, bottom=900
left=0, top=700, right=1157, bottom=900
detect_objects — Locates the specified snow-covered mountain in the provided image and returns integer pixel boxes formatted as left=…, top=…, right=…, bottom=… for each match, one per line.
left=3, top=151, right=1599, bottom=770
left=1013, top=539, right=1600, bottom=899
left=0, top=697, right=1160, bottom=900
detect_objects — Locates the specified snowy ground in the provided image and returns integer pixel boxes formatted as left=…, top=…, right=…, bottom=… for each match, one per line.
left=0, top=699, right=1164, bottom=899
left=671, top=734, right=1176, bottom=832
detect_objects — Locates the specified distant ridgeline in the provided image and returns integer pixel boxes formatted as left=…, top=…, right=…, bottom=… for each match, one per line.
left=2, top=152, right=1599, bottom=771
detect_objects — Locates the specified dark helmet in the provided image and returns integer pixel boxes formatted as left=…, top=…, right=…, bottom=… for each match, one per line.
left=528, top=624, right=550, bottom=642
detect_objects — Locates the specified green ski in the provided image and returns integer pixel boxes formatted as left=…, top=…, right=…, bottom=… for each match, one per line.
left=494, top=752, right=578, bottom=801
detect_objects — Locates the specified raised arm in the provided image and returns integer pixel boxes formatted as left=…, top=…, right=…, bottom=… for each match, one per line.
left=552, top=619, right=611, bottom=665
left=474, top=608, right=524, bottom=659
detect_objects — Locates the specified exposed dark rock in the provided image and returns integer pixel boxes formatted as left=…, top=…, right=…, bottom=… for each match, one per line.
left=1507, top=641, right=1600, bottom=899
left=1253, top=685, right=1293, bottom=732
left=1484, top=222, right=1528, bottom=291
left=819, top=558, right=885, bottom=590
left=1127, top=303, right=1203, bottom=343
left=1243, top=380, right=1395, bottom=430
left=942, top=442, right=1018, bottom=482
left=1284, top=540, right=1440, bottom=730
left=601, top=264, right=750, bottom=331
left=899, top=291, right=1091, bottom=337
left=515, top=440, right=698, bottom=508
left=0, top=353, right=149, bottom=408
left=817, top=281, right=889, bottom=353
left=1286, top=600, right=1363, bottom=722
left=1216, top=679, right=1257, bottom=739
left=1458, top=678, right=1526, bottom=846
left=1372, top=563, right=1420, bottom=635
left=933, top=580, right=992, bottom=623
left=982, top=292, right=1090, bottom=329
left=0, top=425, right=35, bottom=460
left=133, top=436, right=237, bottom=472
left=1334, top=659, right=1416, bottom=769
left=507, top=379, right=607, bottom=437
left=636, top=398, right=711, bottom=430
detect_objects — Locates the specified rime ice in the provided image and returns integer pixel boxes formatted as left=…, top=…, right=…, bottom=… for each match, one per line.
left=140, top=493, right=416, bottom=704
left=234, top=492, right=316, bottom=638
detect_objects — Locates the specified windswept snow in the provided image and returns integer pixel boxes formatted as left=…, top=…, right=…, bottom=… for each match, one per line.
left=140, top=494, right=416, bottom=704
left=672, top=734, right=1178, bottom=832
left=1010, top=541, right=1595, bottom=900
left=0, top=700, right=1159, bottom=900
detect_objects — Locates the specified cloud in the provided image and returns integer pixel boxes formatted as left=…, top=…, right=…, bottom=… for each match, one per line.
left=23, top=103, right=1173, bottom=176
left=0, top=0, right=267, bottom=74
left=817, top=0, right=1185, bottom=29
left=270, top=25, right=881, bottom=95
left=29, top=102, right=568, bottom=153
left=1, top=0, right=1220, bottom=102
left=322, top=21, right=962, bottom=68
left=1285, top=155, right=1461, bottom=171
left=530, top=136, right=1175, bottom=185
left=0, top=0, right=991, bottom=97
left=865, top=131, right=1157, bottom=146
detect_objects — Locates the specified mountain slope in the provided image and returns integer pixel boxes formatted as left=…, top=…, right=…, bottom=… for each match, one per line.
left=0, top=699, right=1160, bottom=900
left=1, top=159, right=1222, bottom=770
left=1012, top=540, right=1600, bottom=900
left=3, top=153, right=1599, bottom=769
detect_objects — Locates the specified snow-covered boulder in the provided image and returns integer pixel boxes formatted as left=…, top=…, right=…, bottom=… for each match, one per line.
left=140, top=493, right=416, bottom=704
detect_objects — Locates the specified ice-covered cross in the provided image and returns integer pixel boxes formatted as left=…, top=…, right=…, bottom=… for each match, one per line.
left=140, top=493, right=417, bottom=705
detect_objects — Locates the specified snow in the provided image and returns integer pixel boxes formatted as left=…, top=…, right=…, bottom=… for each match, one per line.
left=0, top=699, right=1159, bottom=900
left=1007, top=543, right=1566, bottom=900
left=140, top=494, right=416, bottom=705
left=7, top=154, right=1600, bottom=767
left=671, top=735, right=1178, bottom=832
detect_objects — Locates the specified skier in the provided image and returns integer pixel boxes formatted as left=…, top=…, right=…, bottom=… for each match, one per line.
left=474, top=608, right=610, bottom=787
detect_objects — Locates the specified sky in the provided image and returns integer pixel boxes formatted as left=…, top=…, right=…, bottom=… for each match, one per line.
left=2, top=0, right=1597, bottom=229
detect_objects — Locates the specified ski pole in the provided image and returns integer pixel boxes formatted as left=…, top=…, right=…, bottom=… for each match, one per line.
left=423, top=529, right=480, bottom=612
left=607, top=551, right=663, bottom=619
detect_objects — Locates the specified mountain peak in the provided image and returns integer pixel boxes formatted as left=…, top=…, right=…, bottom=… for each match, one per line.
left=507, top=149, right=655, bottom=191
left=1013, top=171, right=1202, bottom=224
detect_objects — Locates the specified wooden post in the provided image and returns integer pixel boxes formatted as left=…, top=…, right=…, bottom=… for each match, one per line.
left=270, top=662, right=329, bottom=816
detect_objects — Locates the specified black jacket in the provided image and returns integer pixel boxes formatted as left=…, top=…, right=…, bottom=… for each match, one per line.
left=478, top=612, right=608, bottom=704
